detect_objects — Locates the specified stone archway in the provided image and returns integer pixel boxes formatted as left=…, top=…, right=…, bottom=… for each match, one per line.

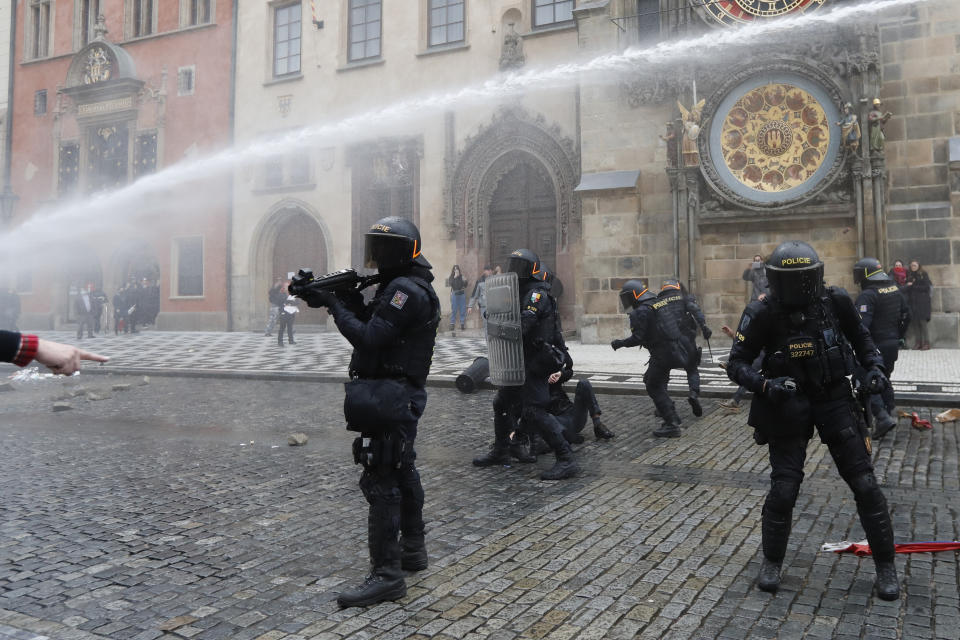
left=250, top=200, right=332, bottom=328
left=447, top=107, right=579, bottom=323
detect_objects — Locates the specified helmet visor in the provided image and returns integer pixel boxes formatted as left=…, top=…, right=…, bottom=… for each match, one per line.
left=506, top=256, right=535, bottom=280
left=767, top=263, right=823, bottom=307
left=364, top=233, right=416, bottom=270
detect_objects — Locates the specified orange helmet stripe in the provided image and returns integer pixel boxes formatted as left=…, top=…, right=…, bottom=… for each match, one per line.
left=633, top=288, right=648, bottom=300
left=412, top=239, right=421, bottom=258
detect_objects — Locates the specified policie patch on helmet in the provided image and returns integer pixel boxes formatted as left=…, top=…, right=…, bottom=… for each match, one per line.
left=390, top=290, right=409, bottom=309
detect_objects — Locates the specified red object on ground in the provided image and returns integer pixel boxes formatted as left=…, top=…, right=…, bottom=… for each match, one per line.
left=829, top=542, right=960, bottom=557
left=909, top=412, right=933, bottom=430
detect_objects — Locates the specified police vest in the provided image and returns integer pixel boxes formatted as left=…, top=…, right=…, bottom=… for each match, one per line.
left=859, top=285, right=902, bottom=343
left=348, top=275, right=440, bottom=387
left=761, top=289, right=857, bottom=396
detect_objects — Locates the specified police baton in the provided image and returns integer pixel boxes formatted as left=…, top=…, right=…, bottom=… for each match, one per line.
left=705, top=337, right=715, bottom=363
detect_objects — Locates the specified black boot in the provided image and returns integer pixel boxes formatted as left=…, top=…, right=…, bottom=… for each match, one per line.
left=337, top=507, right=406, bottom=608
left=759, top=509, right=791, bottom=593
left=539, top=419, right=580, bottom=480
left=860, top=508, right=899, bottom=600
left=873, top=408, right=897, bottom=440
left=757, top=557, right=782, bottom=593
left=688, top=391, right=703, bottom=417
left=531, top=434, right=551, bottom=456
left=874, top=560, right=899, bottom=601
left=400, top=535, right=428, bottom=572
left=593, top=419, right=614, bottom=440
left=473, top=442, right=510, bottom=467
left=653, top=411, right=682, bottom=438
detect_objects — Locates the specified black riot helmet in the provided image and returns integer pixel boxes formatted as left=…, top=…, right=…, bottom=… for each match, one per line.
left=506, top=248, right=542, bottom=282
left=364, top=216, right=431, bottom=271
left=619, top=279, right=655, bottom=311
left=765, top=241, right=824, bottom=308
left=660, top=278, right=682, bottom=294
left=853, top=256, right=892, bottom=287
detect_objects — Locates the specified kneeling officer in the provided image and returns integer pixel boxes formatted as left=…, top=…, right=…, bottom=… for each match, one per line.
left=726, top=241, right=899, bottom=601
left=294, top=217, right=440, bottom=608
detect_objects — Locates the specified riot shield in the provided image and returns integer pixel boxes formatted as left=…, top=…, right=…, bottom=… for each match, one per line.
left=484, top=272, right=525, bottom=386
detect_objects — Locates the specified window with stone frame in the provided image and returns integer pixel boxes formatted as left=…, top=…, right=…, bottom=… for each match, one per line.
left=273, top=2, right=301, bottom=77
left=131, top=0, right=155, bottom=37
left=635, top=0, right=660, bottom=43
left=173, top=236, right=204, bottom=297
left=189, top=0, right=211, bottom=25
left=288, top=150, right=311, bottom=185
left=79, top=0, right=101, bottom=48
left=34, top=90, right=47, bottom=116
left=177, top=66, right=196, bottom=96
left=27, top=0, right=52, bottom=59
left=428, top=0, right=464, bottom=47
left=532, top=0, right=573, bottom=28
left=348, top=0, right=382, bottom=62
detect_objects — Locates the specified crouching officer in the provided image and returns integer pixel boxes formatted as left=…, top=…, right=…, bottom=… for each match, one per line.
left=611, top=280, right=685, bottom=437
left=853, top=257, right=910, bottom=440
left=727, top=241, right=899, bottom=601
left=473, top=249, right=580, bottom=480
left=295, top=217, right=440, bottom=608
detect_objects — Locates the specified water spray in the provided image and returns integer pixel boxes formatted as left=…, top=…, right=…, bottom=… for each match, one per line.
left=0, top=0, right=929, bottom=272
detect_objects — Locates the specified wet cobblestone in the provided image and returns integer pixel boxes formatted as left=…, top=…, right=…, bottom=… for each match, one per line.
left=0, top=375, right=957, bottom=639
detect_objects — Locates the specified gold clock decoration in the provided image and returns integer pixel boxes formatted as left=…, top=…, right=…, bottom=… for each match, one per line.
left=719, top=83, right=829, bottom=193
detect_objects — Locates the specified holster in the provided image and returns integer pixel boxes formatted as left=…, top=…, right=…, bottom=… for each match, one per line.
left=353, top=433, right=407, bottom=471
left=344, top=378, right=414, bottom=433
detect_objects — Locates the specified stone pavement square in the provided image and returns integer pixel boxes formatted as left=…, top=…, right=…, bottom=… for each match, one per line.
left=0, top=374, right=957, bottom=639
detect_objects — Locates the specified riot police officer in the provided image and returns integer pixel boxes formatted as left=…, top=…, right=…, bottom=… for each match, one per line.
left=853, top=257, right=910, bottom=439
left=473, top=248, right=580, bottom=480
left=611, top=279, right=685, bottom=437
left=664, top=280, right=712, bottom=417
left=726, top=241, right=898, bottom=600
left=296, top=217, right=440, bottom=608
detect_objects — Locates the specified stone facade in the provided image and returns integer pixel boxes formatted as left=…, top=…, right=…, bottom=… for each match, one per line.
left=231, top=1, right=580, bottom=331
left=8, top=1, right=234, bottom=330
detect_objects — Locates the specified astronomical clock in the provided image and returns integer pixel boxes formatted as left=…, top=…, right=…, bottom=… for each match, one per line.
left=700, top=71, right=843, bottom=208
left=704, top=0, right=826, bottom=25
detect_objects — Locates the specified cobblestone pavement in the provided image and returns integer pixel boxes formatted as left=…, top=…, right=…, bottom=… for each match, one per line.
left=0, top=375, right=957, bottom=639
left=13, top=331, right=960, bottom=402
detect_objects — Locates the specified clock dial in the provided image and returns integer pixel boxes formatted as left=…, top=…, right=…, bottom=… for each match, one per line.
left=705, top=0, right=825, bottom=26
left=719, top=83, right=829, bottom=193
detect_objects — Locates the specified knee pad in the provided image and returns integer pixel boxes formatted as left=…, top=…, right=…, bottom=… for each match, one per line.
left=765, top=479, right=801, bottom=516
left=849, top=472, right=886, bottom=510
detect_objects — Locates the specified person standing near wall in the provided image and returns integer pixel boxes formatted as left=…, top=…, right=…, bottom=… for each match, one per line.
left=446, top=265, right=468, bottom=334
left=905, top=259, right=932, bottom=350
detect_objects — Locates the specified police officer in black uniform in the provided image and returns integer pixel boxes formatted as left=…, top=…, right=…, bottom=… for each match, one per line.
left=667, top=280, right=713, bottom=417
left=726, top=241, right=899, bottom=600
left=611, top=279, right=685, bottom=437
left=545, top=351, right=613, bottom=443
left=853, top=257, right=910, bottom=440
left=296, top=217, right=440, bottom=608
left=473, top=249, right=580, bottom=480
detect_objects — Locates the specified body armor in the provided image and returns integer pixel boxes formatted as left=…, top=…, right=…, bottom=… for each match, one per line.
left=349, top=275, right=440, bottom=387
left=857, top=285, right=907, bottom=344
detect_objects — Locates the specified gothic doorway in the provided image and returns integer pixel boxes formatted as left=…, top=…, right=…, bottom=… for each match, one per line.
left=488, top=160, right=557, bottom=278
left=272, top=209, right=328, bottom=325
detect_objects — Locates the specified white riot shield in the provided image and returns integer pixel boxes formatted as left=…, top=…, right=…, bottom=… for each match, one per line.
left=484, top=272, right=525, bottom=386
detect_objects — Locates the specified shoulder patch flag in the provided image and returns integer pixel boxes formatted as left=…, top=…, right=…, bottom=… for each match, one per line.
left=859, top=304, right=868, bottom=313
left=530, top=292, right=542, bottom=303
left=390, top=290, right=409, bottom=310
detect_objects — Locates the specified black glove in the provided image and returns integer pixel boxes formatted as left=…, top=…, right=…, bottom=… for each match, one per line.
left=300, top=290, right=337, bottom=309
left=898, top=338, right=906, bottom=348
left=701, top=326, right=712, bottom=341
left=864, top=366, right=889, bottom=394
left=611, top=339, right=625, bottom=351
left=335, top=287, right=365, bottom=310
left=763, top=376, right=797, bottom=404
